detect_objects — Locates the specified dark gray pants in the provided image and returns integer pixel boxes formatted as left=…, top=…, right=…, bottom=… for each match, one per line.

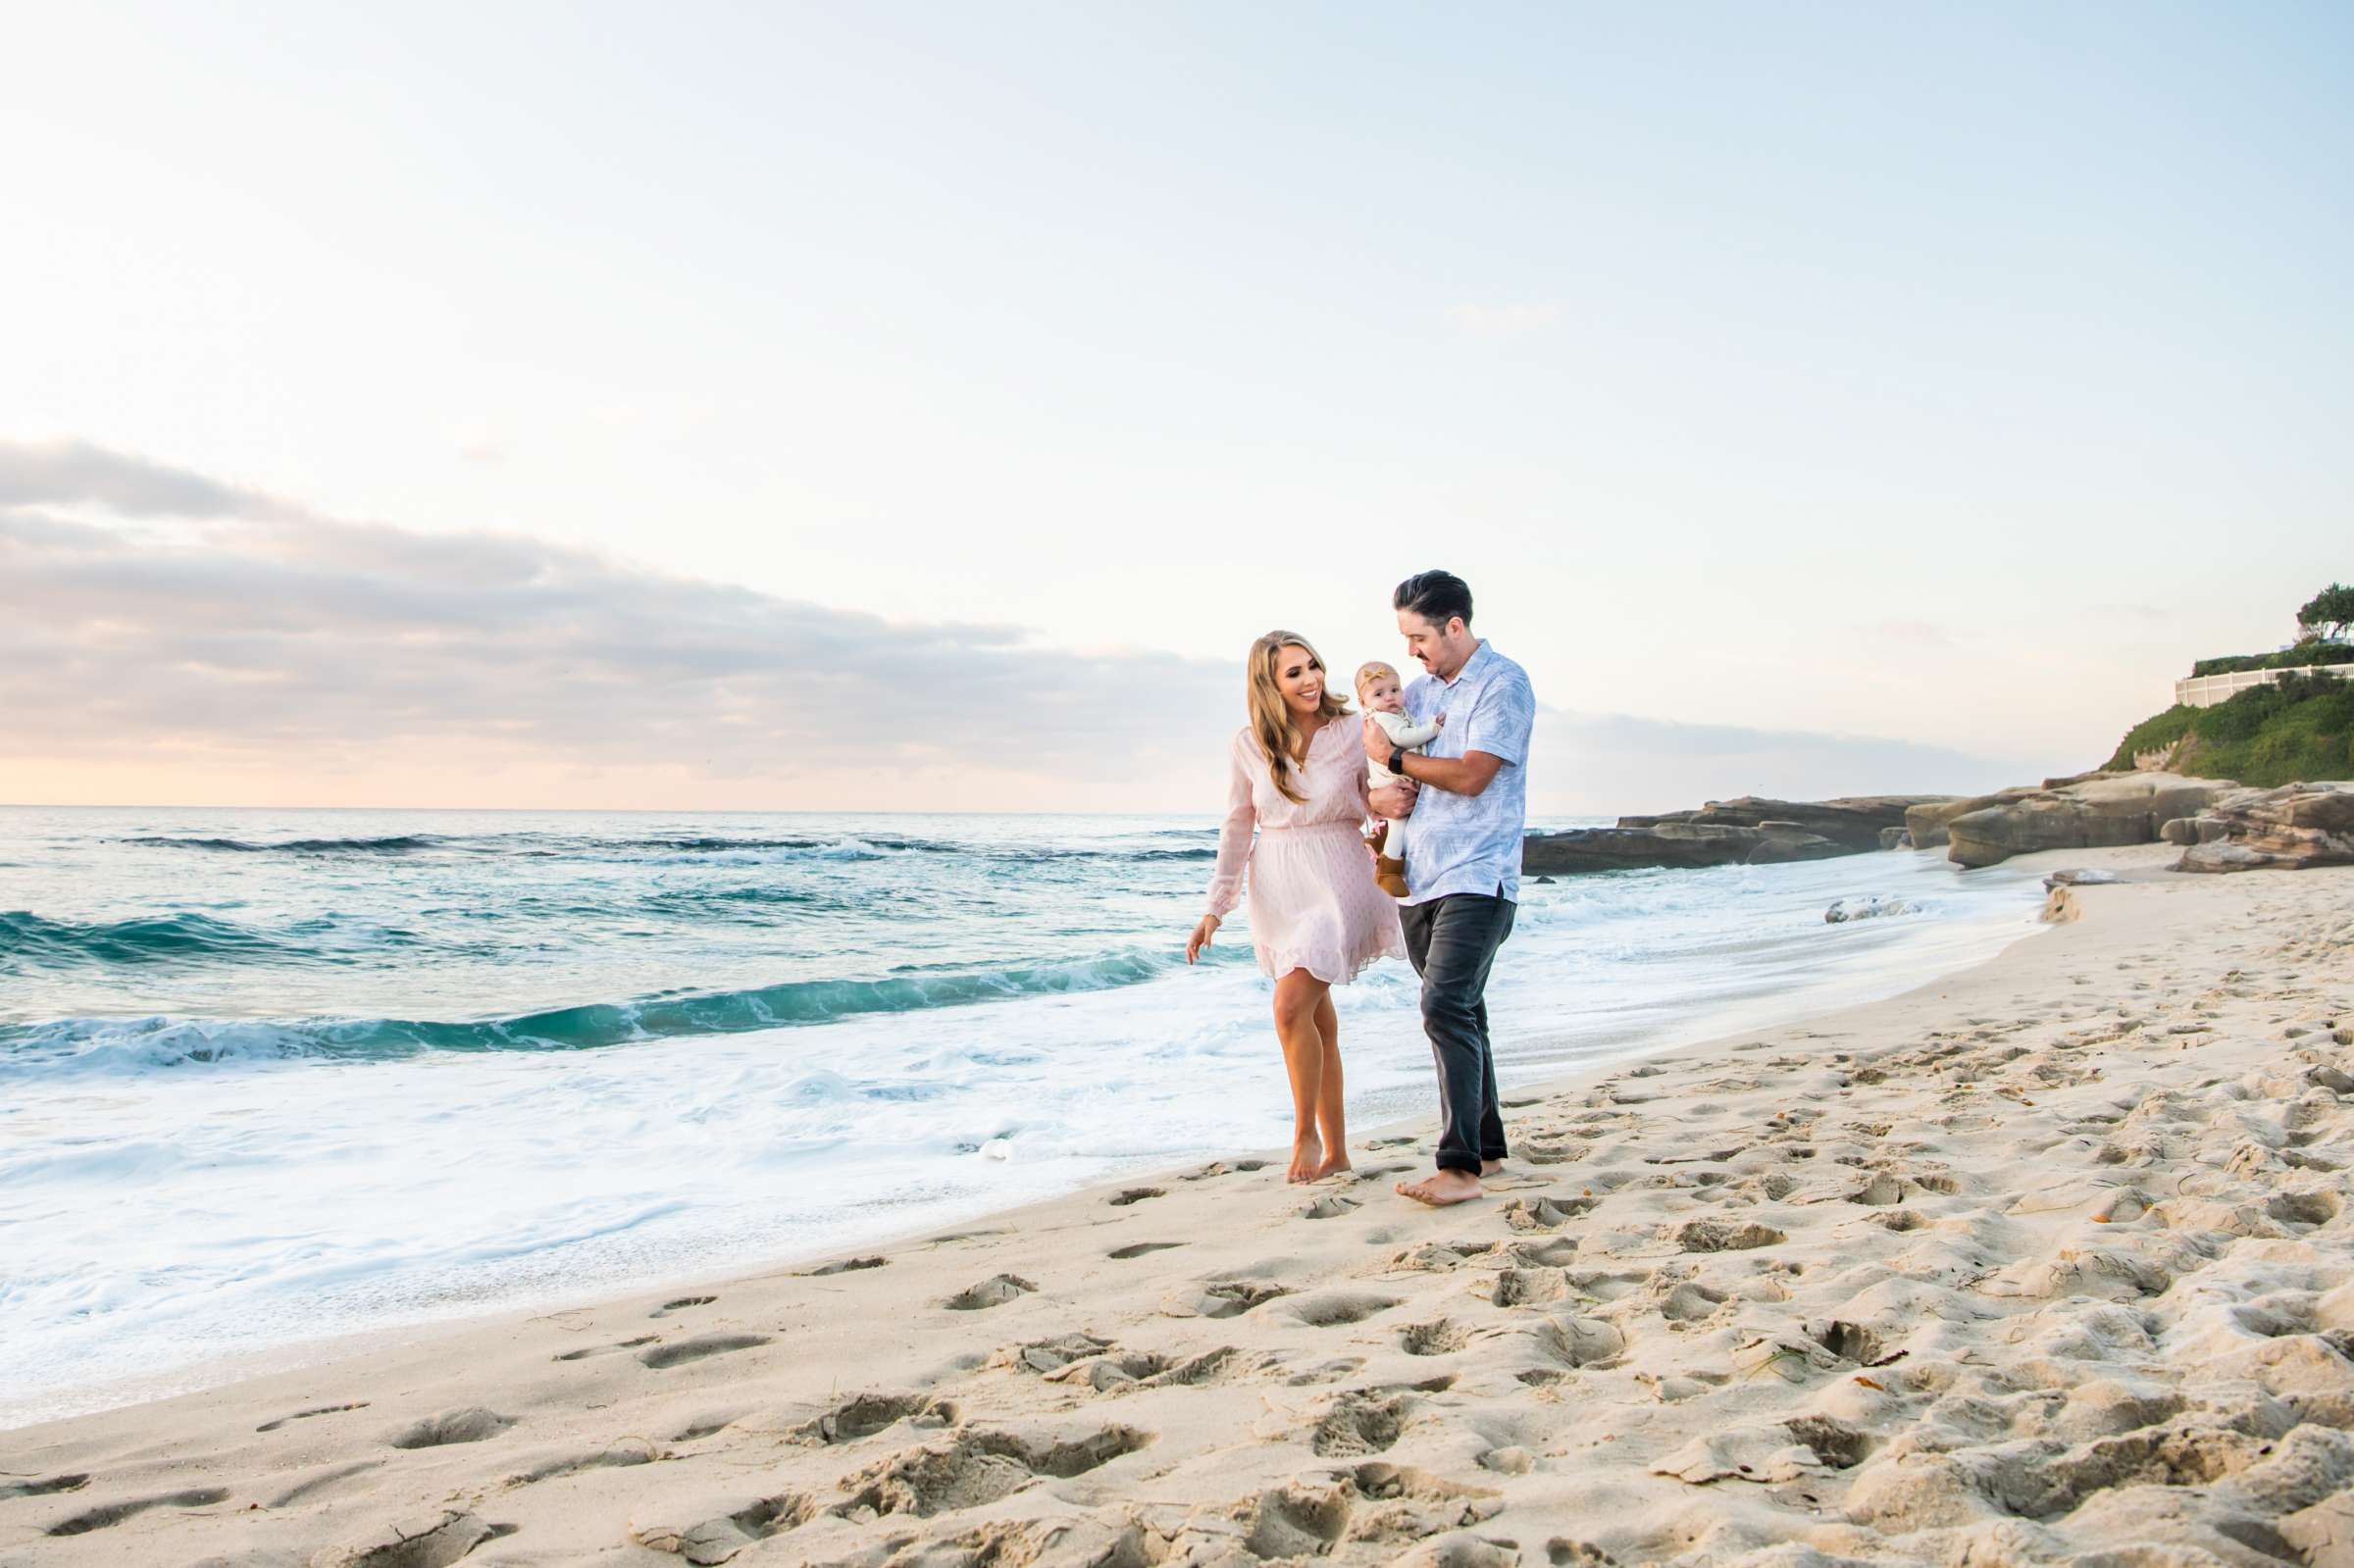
left=1399, top=892, right=1516, bottom=1175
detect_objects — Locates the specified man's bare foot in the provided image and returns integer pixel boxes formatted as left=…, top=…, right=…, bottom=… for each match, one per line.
left=1310, top=1152, right=1354, bottom=1181
left=1396, top=1169, right=1485, bottom=1206
left=1481, top=1158, right=1505, bottom=1177
left=1288, top=1136, right=1324, bottom=1184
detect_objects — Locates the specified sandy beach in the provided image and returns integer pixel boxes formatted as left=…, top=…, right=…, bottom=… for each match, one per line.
left=5, top=842, right=2350, bottom=1568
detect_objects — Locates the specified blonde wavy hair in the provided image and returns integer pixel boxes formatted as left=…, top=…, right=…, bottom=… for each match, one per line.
left=1246, top=630, right=1351, bottom=804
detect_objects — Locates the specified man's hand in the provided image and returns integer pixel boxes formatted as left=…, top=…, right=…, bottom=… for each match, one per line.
left=1360, top=715, right=1391, bottom=768
left=1369, top=782, right=1417, bottom=819
left=1435, top=711, right=1448, bottom=727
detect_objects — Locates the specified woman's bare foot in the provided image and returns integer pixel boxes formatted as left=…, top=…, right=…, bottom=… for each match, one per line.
left=1310, top=1152, right=1354, bottom=1181
left=1288, top=1136, right=1324, bottom=1184
left=1481, top=1158, right=1505, bottom=1177
left=1397, top=1169, right=1485, bottom=1206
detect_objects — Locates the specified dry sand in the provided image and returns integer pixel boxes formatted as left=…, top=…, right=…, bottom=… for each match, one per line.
left=5, top=844, right=2351, bottom=1568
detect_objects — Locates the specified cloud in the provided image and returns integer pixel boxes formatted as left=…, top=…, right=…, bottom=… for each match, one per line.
left=0, top=440, right=2031, bottom=812
left=1444, top=302, right=1561, bottom=340
left=0, top=437, right=310, bottom=521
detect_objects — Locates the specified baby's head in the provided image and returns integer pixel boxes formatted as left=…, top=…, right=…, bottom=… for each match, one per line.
left=1356, top=661, right=1406, bottom=714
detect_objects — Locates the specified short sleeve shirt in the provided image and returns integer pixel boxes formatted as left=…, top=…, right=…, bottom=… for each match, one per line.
left=1401, top=641, right=1536, bottom=904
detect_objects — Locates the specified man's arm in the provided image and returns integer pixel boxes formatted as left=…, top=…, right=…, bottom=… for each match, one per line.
left=1395, top=748, right=1505, bottom=797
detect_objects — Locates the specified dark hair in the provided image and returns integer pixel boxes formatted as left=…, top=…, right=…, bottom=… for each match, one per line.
left=1393, top=570, right=1473, bottom=630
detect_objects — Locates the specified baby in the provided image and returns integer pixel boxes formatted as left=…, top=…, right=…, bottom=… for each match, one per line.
left=1356, top=661, right=1444, bottom=898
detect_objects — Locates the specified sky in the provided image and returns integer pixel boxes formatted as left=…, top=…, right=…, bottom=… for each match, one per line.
left=3, top=1, right=2348, bottom=814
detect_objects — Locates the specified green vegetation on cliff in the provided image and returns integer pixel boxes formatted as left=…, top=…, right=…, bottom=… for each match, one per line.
left=2106, top=671, right=2354, bottom=785
left=2190, top=643, right=2354, bottom=678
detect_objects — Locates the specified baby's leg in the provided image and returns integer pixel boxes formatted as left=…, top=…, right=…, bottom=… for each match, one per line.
left=1385, top=812, right=1409, bottom=862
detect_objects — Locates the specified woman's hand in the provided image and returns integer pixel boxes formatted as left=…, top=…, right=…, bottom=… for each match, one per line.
left=1186, top=913, right=1221, bottom=965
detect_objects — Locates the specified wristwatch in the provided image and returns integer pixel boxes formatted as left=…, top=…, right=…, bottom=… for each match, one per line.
left=1389, top=746, right=1407, bottom=776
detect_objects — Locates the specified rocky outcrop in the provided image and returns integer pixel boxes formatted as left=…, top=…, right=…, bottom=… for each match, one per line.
left=1943, top=773, right=2231, bottom=869
left=1619, top=795, right=1959, bottom=853
left=1906, top=773, right=2114, bottom=850
left=2172, top=782, right=2354, bottom=873
left=1523, top=822, right=1846, bottom=874
left=1904, top=797, right=1985, bottom=850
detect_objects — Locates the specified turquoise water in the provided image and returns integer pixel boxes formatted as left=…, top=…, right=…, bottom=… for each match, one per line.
left=0, top=806, right=2048, bottom=1425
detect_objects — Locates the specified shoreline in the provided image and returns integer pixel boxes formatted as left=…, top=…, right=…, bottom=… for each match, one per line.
left=0, top=849, right=2049, bottom=1437
left=6, top=843, right=2349, bottom=1565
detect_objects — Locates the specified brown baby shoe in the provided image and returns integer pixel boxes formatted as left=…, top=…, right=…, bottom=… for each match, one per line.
left=1375, top=854, right=1408, bottom=898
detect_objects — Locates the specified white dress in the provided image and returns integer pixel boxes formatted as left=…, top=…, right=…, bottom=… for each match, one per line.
left=1203, top=721, right=1407, bottom=984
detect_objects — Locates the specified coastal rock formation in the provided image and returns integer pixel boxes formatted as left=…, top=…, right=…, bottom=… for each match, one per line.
left=1523, top=823, right=1845, bottom=874
left=1942, top=773, right=2230, bottom=869
left=1617, top=795, right=1959, bottom=853
left=2172, top=781, right=2354, bottom=873
left=1903, top=797, right=1983, bottom=850
left=1524, top=794, right=1962, bottom=876
left=1906, top=772, right=2113, bottom=851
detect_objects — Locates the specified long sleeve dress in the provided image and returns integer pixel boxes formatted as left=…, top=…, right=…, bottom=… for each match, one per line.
left=1203, top=719, right=1407, bottom=984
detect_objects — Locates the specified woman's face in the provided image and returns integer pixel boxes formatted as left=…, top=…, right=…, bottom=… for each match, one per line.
left=1273, top=644, right=1325, bottom=718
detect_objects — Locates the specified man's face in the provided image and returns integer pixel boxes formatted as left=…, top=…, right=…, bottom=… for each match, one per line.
left=1398, top=610, right=1469, bottom=679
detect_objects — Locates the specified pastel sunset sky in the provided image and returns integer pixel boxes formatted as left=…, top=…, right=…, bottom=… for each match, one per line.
left=3, top=2, right=2347, bottom=814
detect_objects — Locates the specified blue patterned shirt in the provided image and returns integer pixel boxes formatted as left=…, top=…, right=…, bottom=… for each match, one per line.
left=1401, top=641, right=1535, bottom=904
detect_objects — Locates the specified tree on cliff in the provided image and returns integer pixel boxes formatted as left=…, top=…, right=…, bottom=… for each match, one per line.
left=2297, top=582, right=2354, bottom=644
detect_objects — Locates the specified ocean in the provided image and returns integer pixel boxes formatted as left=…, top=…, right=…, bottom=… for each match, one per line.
left=0, top=805, right=2049, bottom=1427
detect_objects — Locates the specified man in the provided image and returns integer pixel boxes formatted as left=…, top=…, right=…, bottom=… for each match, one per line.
left=1362, top=570, right=1535, bottom=1207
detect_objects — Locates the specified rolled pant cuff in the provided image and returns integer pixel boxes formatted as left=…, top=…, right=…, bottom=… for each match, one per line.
left=1435, top=1155, right=1484, bottom=1175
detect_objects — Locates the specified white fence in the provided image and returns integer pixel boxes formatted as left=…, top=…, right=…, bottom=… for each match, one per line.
left=2175, top=664, right=2354, bottom=709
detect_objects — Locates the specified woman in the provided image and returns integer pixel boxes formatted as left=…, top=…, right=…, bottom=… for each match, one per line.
left=1187, top=631, right=1407, bottom=1183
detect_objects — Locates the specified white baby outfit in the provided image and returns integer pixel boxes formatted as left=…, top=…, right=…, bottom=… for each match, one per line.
left=1365, top=707, right=1445, bottom=862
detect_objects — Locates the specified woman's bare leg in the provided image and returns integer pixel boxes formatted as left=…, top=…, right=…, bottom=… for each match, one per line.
left=1310, top=989, right=1351, bottom=1178
left=1271, top=970, right=1332, bottom=1183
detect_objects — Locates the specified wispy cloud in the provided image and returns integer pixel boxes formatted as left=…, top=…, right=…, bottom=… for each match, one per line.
left=1444, top=302, right=1561, bottom=340
left=0, top=440, right=2030, bottom=812
left=0, top=440, right=1235, bottom=802
left=0, top=437, right=310, bottom=522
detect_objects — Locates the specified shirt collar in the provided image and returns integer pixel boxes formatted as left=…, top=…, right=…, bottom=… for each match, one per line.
left=1442, top=639, right=1493, bottom=688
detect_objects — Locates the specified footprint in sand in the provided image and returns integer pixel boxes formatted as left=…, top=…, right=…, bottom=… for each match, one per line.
left=1663, top=1218, right=1787, bottom=1252
left=503, top=1440, right=663, bottom=1488
left=1501, top=1194, right=1598, bottom=1231
left=45, top=1489, right=231, bottom=1537
left=1108, top=1187, right=1165, bottom=1206
left=638, top=1334, right=772, bottom=1370
left=554, top=1336, right=658, bottom=1362
left=386, top=1407, right=516, bottom=1449
left=256, top=1401, right=370, bottom=1433
left=833, top=1426, right=1152, bottom=1521
left=1108, top=1240, right=1185, bottom=1258
left=1307, top=1391, right=1408, bottom=1457
left=650, top=1294, right=716, bottom=1317
left=1400, top=1318, right=1472, bottom=1355
left=0, top=1473, right=87, bottom=1501
left=793, top=1391, right=959, bottom=1443
left=632, top=1494, right=814, bottom=1563
left=1304, top=1194, right=1362, bottom=1220
left=1165, top=1280, right=1290, bottom=1319
left=945, top=1274, right=1038, bottom=1311
left=1183, top=1159, right=1270, bottom=1180
left=1282, top=1292, right=1402, bottom=1327
left=803, top=1255, right=888, bottom=1276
